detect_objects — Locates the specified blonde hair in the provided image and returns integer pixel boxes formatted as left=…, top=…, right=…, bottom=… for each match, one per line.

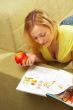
left=24, top=9, right=57, bottom=34
left=24, top=9, right=57, bottom=52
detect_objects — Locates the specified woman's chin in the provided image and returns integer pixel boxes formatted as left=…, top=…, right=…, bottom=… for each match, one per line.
left=43, top=43, right=50, bottom=47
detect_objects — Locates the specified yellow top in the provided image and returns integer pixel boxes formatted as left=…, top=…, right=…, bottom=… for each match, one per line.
left=40, top=25, right=73, bottom=63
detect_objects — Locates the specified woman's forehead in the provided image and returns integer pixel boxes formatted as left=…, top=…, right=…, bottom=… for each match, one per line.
left=31, top=24, right=49, bottom=35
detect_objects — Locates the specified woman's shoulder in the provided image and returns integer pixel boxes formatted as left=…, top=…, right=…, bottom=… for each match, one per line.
left=58, top=25, right=73, bottom=32
left=58, top=25, right=73, bottom=39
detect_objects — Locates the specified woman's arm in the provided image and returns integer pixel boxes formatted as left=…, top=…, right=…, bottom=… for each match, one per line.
left=31, top=51, right=48, bottom=64
left=71, top=51, right=73, bottom=61
left=22, top=51, right=48, bottom=67
left=71, top=51, right=73, bottom=67
left=63, top=51, right=73, bottom=70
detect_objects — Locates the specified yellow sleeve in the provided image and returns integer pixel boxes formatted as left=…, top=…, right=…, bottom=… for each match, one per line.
left=57, top=25, right=73, bottom=63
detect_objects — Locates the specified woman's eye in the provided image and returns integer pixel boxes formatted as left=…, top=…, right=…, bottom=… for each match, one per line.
left=39, top=33, right=46, bottom=37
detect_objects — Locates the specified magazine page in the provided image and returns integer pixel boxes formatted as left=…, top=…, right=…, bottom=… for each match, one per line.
left=16, top=65, right=73, bottom=107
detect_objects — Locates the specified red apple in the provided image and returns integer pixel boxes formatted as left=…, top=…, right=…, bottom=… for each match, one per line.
left=15, top=52, right=28, bottom=64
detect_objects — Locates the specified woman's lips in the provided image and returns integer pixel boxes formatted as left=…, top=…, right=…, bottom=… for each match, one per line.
left=43, top=41, right=49, bottom=46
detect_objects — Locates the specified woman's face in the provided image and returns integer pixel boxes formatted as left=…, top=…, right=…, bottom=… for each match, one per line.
left=30, top=24, right=54, bottom=47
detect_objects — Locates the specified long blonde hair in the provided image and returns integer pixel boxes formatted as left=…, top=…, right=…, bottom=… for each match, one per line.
left=24, top=9, right=57, bottom=52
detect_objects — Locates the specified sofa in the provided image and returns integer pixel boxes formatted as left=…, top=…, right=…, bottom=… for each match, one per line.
left=0, top=0, right=73, bottom=110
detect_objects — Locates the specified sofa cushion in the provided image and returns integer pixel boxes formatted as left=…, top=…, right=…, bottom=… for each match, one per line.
left=0, top=0, right=73, bottom=52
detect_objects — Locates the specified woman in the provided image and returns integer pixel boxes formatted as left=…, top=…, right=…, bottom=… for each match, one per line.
left=23, top=9, right=73, bottom=68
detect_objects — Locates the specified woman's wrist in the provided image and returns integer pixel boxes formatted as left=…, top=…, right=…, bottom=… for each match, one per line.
left=33, top=54, right=41, bottom=62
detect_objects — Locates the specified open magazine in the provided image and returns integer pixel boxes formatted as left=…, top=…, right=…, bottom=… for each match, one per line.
left=16, top=65, right=73, bottom=107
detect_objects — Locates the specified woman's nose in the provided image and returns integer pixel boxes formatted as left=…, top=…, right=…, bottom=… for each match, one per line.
left=37, top=38, right=44, bottom=44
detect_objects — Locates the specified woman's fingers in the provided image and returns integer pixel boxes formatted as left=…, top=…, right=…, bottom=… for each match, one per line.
left=22, top=58, right=33, bottom=66
left=25, top=58, right=33, bottom=66
left=21, top=53, right=36, bottom=67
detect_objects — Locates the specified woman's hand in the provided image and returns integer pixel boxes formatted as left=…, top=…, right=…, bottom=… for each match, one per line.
left=22, top=53, right=37, bottom=66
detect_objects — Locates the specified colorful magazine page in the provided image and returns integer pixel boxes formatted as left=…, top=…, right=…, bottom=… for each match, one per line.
left=46, top=93, right=73, bottom=107
left=16, top=66, right=59, bottom=96
left=16, top=65, right=73, bottom=107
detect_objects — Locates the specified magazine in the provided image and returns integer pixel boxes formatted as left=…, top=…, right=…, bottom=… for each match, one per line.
left=16, top=65, right=73, bottom=107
